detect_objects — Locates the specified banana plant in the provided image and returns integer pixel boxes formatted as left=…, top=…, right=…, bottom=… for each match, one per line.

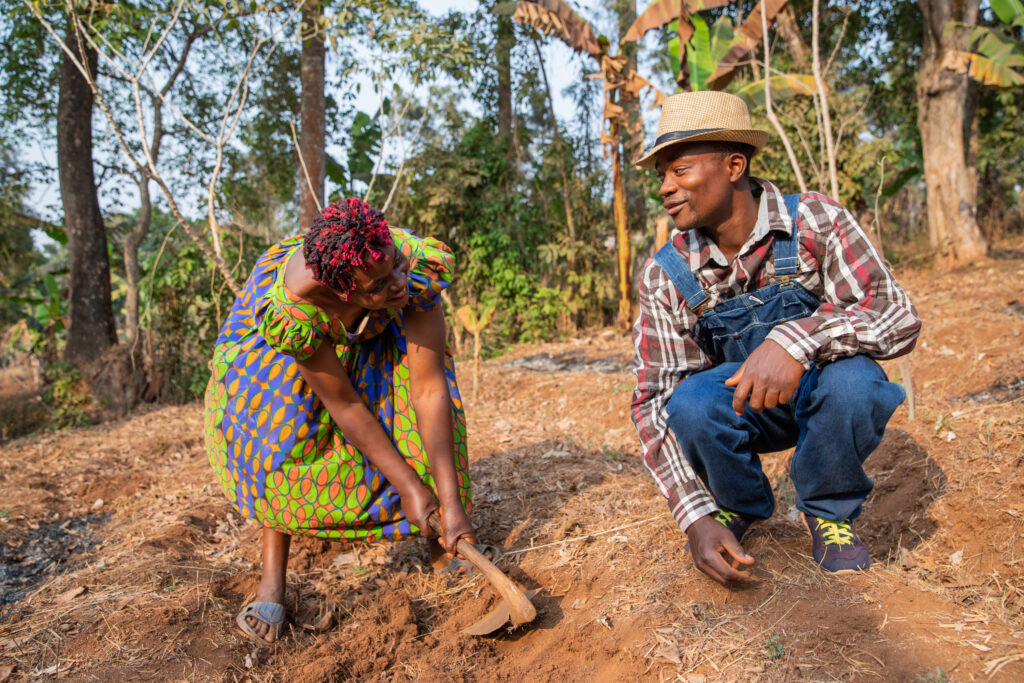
left=624, top=0, right=792, bottom=91
left=455, top=301, right=496, bottom=400
left=946, top=0, right=1024, bottom=88
left=514, top=0, right=666, bottom=330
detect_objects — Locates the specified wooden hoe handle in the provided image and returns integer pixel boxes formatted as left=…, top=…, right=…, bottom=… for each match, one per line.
left=427, top=512, right=537, bottom=625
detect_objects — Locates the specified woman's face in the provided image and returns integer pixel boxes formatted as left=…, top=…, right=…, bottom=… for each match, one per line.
left=348, top=243, right=410, bottom=310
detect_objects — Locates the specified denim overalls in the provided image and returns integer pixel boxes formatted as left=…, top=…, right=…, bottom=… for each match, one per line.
left=660, top=195, right=905, bottom=522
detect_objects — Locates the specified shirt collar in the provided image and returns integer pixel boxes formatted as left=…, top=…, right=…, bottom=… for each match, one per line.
left=675, top=178, right=792, bottom=268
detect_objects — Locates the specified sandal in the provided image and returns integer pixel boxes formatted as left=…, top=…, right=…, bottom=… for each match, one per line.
left=437, top=544, right=502, bottom=575
left=235, top=601, right=286, bottom=645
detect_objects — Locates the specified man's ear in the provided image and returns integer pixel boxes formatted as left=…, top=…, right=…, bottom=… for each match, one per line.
left=726, top=152, right=748, bottom=183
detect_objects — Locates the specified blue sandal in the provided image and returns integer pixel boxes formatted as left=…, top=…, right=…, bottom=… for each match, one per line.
left=235, top=601, right=286, bottom=645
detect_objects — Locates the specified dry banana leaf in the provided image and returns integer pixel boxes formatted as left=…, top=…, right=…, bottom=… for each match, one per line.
left=623, top=0, right=730, bottom=43
left=513, top=0, right=603, bottom=59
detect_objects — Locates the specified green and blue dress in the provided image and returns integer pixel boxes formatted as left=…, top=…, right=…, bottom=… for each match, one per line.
left=204, top=228, right=470, bottom=541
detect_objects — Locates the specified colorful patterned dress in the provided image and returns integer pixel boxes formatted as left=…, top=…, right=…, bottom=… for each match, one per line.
left=204, top=228, right=470, bottom=541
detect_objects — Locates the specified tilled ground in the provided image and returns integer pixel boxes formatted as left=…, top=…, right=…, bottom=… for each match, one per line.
left=1, top=245, right=1023, bottom=682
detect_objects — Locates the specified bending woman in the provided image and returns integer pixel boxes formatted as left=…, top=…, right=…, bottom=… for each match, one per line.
left=205, top=198, right=476, bottom=644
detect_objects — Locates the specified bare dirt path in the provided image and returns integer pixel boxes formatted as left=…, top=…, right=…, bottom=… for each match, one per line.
left=1, top=247, right=1023, bottom=681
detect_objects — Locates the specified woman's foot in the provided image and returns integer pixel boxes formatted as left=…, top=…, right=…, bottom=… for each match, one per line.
left=239, top=527, right=291, bottom=643
left=242, top=578, right=287, bottom=643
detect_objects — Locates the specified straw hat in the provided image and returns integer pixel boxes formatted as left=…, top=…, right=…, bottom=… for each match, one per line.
left=634, top=91, right=770, bottom=169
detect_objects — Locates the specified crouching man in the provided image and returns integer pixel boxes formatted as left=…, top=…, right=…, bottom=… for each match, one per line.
left=631, top=91, right=921, bottom=584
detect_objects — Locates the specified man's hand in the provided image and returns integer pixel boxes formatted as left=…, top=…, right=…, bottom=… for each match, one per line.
left=686, top=515, right=755, bottom=585
left=724, top=339, right=805, bottom=415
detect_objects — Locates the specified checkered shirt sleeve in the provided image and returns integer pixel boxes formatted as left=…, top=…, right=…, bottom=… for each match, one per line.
left=631, top=260, right=717, bottom=532
left=763, top=196, right=922, bottom=367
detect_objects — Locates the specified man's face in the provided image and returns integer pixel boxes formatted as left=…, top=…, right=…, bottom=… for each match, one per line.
left=655, top=143, right=735, bottom=232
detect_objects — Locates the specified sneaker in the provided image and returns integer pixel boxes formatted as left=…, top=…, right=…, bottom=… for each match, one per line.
left=713, top=509, right=758, bottom=544
left=683, top=509, right=758, bottom=552
left=803, top=513, right=870, bottom=573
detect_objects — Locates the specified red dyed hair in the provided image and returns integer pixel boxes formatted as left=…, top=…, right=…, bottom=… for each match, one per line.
left=302, top=198, right=393, bottom=295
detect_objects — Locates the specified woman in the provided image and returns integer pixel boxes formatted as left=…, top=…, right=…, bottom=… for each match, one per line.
left=204, top=198, right=482, bottom=644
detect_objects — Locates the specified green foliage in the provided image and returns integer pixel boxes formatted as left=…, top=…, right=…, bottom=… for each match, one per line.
left=916, top=667, right=950, bottom=683
left=45, top=363, right=93, bottom=429
left=141, top=226, right=260, bottom=402
left=765, top=634, right=784, bottom=660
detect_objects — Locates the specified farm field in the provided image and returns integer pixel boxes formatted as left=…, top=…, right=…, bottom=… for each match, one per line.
left=1, top=247, right=1023, bottom=682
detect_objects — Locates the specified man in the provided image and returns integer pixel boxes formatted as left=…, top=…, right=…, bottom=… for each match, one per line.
left=631, top=91, right=920, bottom=585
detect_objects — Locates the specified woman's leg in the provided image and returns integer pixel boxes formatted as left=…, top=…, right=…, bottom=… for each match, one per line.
left=246, top=527, right=291, bottom=642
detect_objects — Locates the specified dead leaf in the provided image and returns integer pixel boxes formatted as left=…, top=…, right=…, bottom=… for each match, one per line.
left=654, top=640, right=681, bottom=664
left=313, top=610, right=335, bottom=632
left=332, top=551, right=360, bottom=567
left=0, top=635, right=33, bottom=650
left=513, top=0, right=603, bottom=59
left=898, top=547, right=918, bottom=569
left=55, top=586, right=87, bottom=603
left=0, top=664, right=14, bottom=682
left=949, top=549, right=964, bottom=566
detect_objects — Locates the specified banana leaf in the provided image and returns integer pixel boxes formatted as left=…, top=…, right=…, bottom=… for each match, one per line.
left=734, top=73, right=816, bottom=108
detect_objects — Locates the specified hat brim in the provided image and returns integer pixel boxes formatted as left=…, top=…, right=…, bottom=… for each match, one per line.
left=633, top=128, right=770, bottom=169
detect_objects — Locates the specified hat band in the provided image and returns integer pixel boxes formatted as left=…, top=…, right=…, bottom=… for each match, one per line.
left=654, top=128, right=726, bottom=146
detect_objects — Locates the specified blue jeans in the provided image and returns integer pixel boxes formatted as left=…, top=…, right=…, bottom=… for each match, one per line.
left=665, top=354, right=905, bottom=521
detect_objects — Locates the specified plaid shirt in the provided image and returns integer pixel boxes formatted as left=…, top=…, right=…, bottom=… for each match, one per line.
left=631, top=179, right=921, bottom=532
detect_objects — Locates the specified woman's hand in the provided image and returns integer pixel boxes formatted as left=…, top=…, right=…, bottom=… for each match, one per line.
left=438, top=504, right=475, bottom=559
left=399, top=481, right=439, bottom=538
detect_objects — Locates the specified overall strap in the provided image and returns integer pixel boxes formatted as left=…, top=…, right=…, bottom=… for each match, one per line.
left=653, top=240, right=710, bottom=313
left=774, top=193, right=802, bottom=277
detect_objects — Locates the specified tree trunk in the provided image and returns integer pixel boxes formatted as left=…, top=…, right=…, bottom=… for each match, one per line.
left=916, top=0, right=987, bottom=267
left=299, top=0, right=326, bottom=227
left=611, top=118, right=630, bottom=331
left=496, top=7, right=514, bottom=142
left=58, top=16, right=116, bottom=368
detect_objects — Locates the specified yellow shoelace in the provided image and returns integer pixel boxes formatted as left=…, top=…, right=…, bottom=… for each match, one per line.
left=814, top=518, right=854, bottom=547
left=715, top=510, right=740, bottom=526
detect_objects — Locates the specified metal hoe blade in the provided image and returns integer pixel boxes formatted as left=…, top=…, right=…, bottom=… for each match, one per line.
left=462, top=589, right=539, bottom=636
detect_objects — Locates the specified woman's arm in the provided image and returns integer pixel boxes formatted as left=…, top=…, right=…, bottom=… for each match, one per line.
left=404, top=305, right=474, bottom=555
left=295, top=342, right=438, bottom=533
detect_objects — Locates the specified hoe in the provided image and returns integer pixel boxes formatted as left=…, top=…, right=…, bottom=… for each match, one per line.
left=427, top=512, right=538, bottom=635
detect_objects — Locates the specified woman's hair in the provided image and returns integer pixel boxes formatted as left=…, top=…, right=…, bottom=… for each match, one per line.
left=302, top=197, right=393, bottom=295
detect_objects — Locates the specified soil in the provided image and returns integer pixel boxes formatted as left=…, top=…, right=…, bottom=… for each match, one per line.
left=1, top=243, right=1024, bottom=681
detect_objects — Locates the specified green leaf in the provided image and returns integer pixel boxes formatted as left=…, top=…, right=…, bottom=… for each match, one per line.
left=991, top=0, right=1024, bottom=25
left=708, top=16, right=735, bottom=66
left=688, top=14, right=713, bottom=91
left=735, top=74, right=817, bottom=107
left=0, top=294, right=43, bottom=304
left=668, top=20, right=681, bottom=81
